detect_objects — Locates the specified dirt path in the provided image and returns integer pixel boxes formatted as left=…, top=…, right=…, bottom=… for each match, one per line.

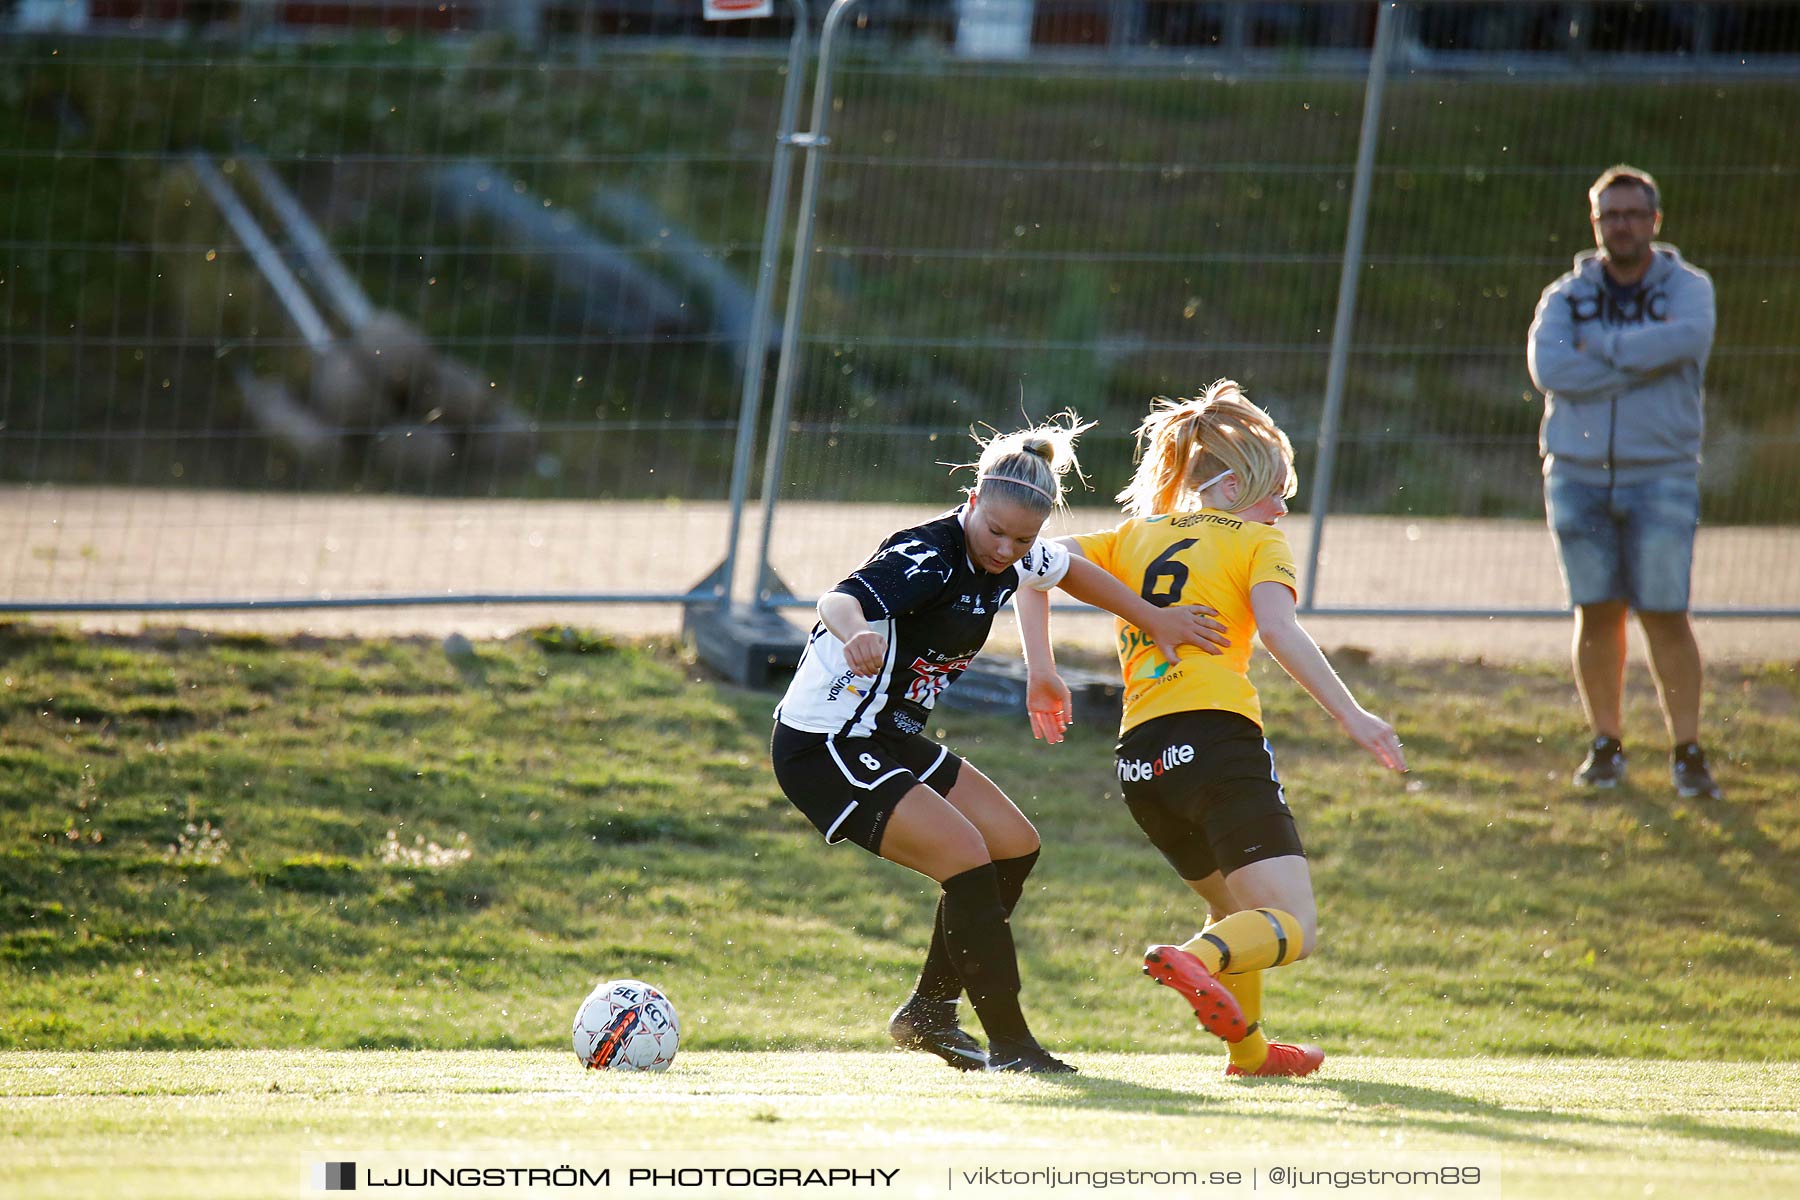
left=5, top=485, right=1797, bottom=663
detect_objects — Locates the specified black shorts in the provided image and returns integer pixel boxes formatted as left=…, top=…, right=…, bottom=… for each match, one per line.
left=770, top=722, right=964, bottom=854
left=1116, top=709, right=1304, bottom=881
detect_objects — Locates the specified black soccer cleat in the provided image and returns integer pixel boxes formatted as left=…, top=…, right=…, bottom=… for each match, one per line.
left=888, top=997, right=988, bottom=1071
left=985, top=1039, right=1077, bottom=1074
left=1573, top=737, right=1626, bottom=789
left=1671, top=742, right=1721, bottom=799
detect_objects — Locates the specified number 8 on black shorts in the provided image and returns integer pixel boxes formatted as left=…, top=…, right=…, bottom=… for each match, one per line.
left=771, top=723, right=965, bottom=854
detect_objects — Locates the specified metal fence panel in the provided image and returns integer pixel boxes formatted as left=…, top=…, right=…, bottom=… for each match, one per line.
left=761, top=5, right=1366, bottom=605
left=756, top=0, right=1800, bottom=618
left=6, top=2, right=1797, bottom=620
left=0, top=26, right=796, bottom=608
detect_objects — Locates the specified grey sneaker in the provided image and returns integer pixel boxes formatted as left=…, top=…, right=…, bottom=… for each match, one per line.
left=1671, top=743, right=1721, bottom=799
left=1574, top=737, right=1626, bottom=788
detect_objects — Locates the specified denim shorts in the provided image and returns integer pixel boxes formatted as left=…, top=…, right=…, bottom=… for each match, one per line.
left=1545, top=472, right=1700, bottom=612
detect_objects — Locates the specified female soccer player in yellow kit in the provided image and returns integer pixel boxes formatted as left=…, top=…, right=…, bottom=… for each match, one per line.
left=1014, top=381, right=1407, bottom=1078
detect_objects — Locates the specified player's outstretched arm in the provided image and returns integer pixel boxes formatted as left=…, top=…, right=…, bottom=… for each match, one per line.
left=1054, top=543, right=1229, bottom=663
left=1014, top=586, right=1072, bottom=744
left=818, top=591, right=886, bottom=677
left=1250, top=581, right=1406, bottom=773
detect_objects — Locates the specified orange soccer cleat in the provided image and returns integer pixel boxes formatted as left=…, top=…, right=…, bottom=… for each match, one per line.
left=1226, top=1042, right=1325, bottom=1078
left=1143, top=945, right=1248, bottom=1042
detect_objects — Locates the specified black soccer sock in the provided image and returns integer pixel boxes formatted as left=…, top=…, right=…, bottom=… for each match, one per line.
left=911, top=897, right=962, bottom=1005
left=910, top=849, right=1040, bottom=1006
left=994, top=848, right=1040, bottom=915
left=939, top=862, right=1031, bottom=1045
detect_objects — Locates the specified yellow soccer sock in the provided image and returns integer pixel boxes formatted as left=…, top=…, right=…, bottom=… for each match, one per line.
left=1217, top=968, right=1269, bottom=1071
left=1178, top=908, right=1305, bottom=975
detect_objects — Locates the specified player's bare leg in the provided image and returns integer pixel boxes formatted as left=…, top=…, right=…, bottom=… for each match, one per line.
left=939, top=762, right=1040, bottom=860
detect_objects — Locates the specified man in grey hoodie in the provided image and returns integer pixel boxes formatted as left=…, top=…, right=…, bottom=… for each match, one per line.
left=1527, top=164, right=1719, bottom=799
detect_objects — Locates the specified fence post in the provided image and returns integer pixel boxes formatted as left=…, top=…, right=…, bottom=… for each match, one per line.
left=715, top=0, right=812, bottom=609
left=1301, top=0, right=1399, bottom=613
left=751, top=0, right=865, bottom=609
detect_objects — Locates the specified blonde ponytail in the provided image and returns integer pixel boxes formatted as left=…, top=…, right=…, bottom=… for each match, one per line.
left=1115, top=380, right=1296, bottom=518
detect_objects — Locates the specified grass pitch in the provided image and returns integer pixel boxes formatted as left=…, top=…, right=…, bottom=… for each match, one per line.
left=3, top=1051, right=1797, bottom=1200
left=2, top=624, right=1796, bottom=1198
left=4, top=623, right=1794, bottom=1058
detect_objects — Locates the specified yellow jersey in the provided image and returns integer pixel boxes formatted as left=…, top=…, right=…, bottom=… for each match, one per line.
left=1074, top=510, right=1298, bottom=735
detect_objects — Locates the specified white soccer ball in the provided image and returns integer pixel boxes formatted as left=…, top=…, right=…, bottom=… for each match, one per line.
left=572, top=979, right=680, bottom=1072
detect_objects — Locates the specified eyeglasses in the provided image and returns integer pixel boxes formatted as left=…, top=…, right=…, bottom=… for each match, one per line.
left=1594, top=208, right=1655, bottom=224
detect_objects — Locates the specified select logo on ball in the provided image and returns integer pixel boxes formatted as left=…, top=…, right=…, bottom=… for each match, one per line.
left=573, top=979, right=680, bottom=1072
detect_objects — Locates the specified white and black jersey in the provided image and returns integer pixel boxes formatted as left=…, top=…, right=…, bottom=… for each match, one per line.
left=775, top=506, right=1070, bottom=739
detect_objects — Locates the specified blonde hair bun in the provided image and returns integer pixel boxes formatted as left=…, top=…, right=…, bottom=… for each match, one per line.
left=967, top=410, right=1095, bottom=513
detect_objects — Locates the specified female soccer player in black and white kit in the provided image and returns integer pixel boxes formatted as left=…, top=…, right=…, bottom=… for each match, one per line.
left=771, top=415, right=1227, bottom=1074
